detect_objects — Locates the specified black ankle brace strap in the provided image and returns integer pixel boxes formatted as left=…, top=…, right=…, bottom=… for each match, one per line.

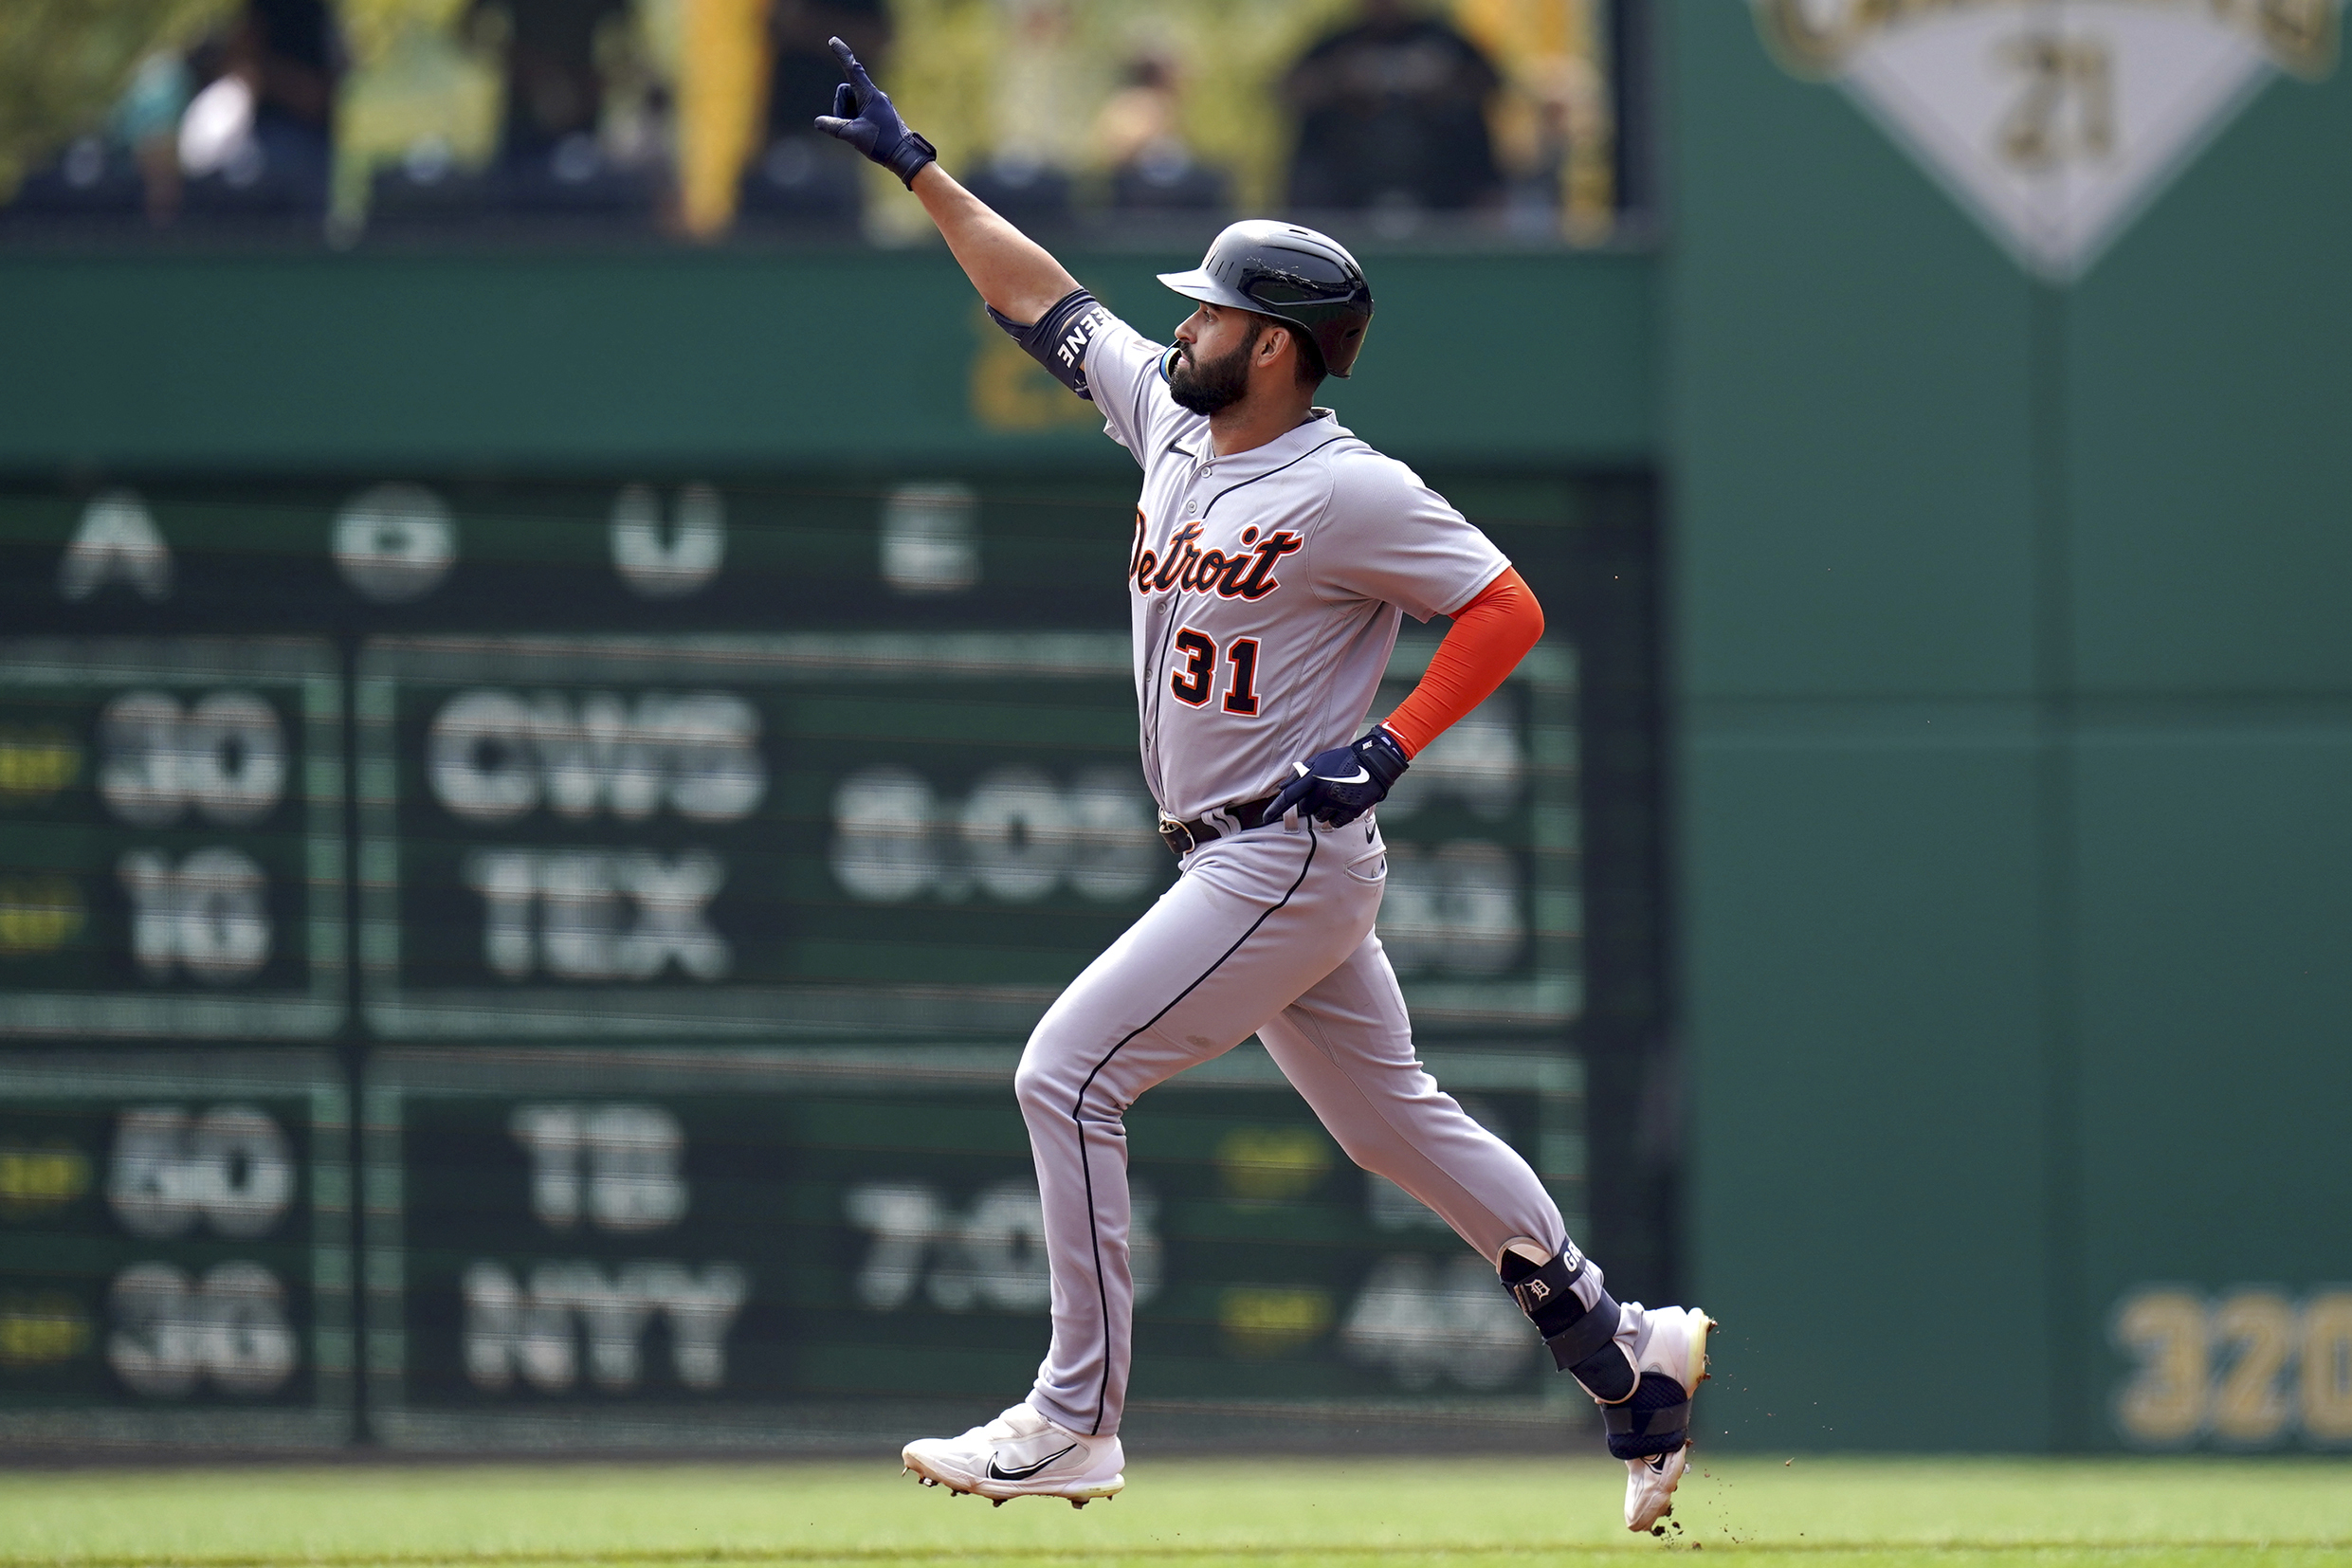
left=1604, top=1373, right=1693, bottom=1459
left=1498, top=1250, right=1625, bottom=1379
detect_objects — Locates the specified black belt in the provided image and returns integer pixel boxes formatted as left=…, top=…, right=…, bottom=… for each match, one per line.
left=1158, top=792, right=1284, bottom=856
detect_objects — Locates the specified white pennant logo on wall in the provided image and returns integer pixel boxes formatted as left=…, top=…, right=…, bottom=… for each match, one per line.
left=1751, top=0, right=2344, bottom=280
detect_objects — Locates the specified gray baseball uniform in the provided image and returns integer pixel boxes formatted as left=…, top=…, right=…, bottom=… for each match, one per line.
left=1014, top=313, right=1601, bottom=1438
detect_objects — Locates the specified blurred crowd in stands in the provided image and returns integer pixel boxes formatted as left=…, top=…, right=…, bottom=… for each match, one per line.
left=0, top=0, right=1619, bottom=245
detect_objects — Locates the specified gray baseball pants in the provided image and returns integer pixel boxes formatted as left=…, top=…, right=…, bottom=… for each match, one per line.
left=1014, top=811, right=1575, bottom=1438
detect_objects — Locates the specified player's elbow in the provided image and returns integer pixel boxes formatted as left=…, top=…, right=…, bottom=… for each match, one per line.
left=1508, top=581, right=1544, bottom=648
left=1482, top=568, right=1545, bottom=650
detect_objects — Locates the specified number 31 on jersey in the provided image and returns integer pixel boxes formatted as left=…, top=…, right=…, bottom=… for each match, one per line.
left=1169, top=629, right=1261, bottom=716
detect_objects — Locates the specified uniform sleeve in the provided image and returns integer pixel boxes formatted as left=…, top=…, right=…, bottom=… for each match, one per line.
left=1311, top=449, right=1510, bottom=622
left=1081, top=314, right=1180, bottom=464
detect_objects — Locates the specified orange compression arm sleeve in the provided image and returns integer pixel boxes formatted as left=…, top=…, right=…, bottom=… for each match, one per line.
left=1378, top=567, right=1545, bottom=758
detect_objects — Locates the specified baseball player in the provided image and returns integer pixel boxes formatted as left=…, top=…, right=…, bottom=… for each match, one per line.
left=816, top=41, right=1710, bottom=1532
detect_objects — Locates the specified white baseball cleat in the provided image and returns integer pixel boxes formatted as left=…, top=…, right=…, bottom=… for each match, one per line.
left=1615, top=1304, right=1713, bottom=1532
left=1624, top=1444, right=1692, bottom=1534
left=902, top=1403, right=1125, bottom=1507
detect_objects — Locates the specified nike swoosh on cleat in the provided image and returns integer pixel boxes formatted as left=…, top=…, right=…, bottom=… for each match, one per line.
left=987, top=1444, right=1077, bottom=1482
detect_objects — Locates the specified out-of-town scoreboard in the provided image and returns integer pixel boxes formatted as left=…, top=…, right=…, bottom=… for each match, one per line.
left=0, top=473, right=1661, bottom=1449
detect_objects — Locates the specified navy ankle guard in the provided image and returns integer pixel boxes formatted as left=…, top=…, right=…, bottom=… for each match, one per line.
left=1604, top=1374, right=1693, bottom=1459
left=1498, top=1249, right=1634, bottom=1404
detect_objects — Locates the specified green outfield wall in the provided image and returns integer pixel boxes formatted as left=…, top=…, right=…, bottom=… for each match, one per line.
left=1667, top=0, right=2352, bottom=1453
left=0, top=249, right=1651, bottom=472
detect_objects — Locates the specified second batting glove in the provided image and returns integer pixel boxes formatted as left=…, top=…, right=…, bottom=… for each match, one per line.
left=812, top=37, right=937, bottom=188
left=1270, top=727, right=1411, bottom=829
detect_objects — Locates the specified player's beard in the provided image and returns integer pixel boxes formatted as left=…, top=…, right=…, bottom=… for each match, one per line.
left=1167, top=330, right=1259, bottom=415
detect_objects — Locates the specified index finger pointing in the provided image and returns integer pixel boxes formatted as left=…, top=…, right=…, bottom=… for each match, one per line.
left=828, top=36, right=876, bottom=93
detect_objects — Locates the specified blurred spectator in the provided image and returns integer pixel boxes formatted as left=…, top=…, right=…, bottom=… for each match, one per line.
left=481, top=0, right=626, bottom=159
left=1095, top=50, right=1228, bottom=213
left=465, top=0, right=666, bottom=219
left=737, top=0, right=886, bottom=229
left=1492, top=54, right=1576, bottom=235
left=960, top=0, right=1078, bottom=230
left=1282, top=0, right=1503, bottom=222
left=2, top=38, right=201, bottom=230
left=175, top=0, right=342, bottom=219
left=118, top=51, right=193, bottom=224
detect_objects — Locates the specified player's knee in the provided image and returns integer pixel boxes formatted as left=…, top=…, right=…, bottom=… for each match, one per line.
left=1012, top=1049, right=1057, bottom=1120
left=1016, top=1020, right=1130, bottom=1126
left=1013, top=1029, right=1084, bottom=1119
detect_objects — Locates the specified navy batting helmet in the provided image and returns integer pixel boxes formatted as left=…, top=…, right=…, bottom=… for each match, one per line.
left=1158, top=220, right=1374, bottom=379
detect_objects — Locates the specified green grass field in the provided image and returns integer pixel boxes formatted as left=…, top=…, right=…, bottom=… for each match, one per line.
left=3, top=1457, right=2347, bottom=1568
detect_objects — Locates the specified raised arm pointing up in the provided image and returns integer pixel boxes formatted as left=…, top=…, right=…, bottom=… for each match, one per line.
left=814, top=37, right=1077, bottom=326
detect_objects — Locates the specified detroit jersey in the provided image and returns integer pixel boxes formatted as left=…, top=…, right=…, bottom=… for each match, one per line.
left=1081, top=312, right=1509, bottom=823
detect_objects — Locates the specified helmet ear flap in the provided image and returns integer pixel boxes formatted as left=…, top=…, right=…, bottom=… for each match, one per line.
left=1284, top=322, right=1328, bottom=385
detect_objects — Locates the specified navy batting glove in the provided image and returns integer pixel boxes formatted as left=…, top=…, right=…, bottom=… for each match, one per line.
left=1270, top=727, right=1411, bottom=829
left=812, top=37, right=937, bottom=188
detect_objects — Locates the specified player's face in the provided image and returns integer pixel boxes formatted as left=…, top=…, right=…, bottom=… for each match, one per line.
left=1168, top=304, right=1270, bottom=416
